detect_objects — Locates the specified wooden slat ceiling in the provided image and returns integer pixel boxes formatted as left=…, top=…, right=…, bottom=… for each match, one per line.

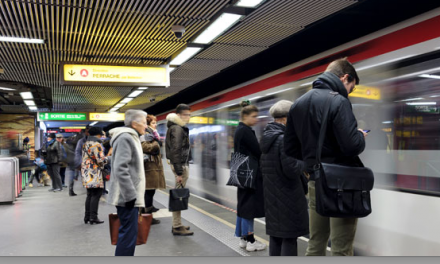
left=0, top=0, right=357, bottom=113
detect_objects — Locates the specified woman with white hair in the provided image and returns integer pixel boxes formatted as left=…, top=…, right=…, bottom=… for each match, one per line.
left=108, top=109, right=147, bottom=256
left=260, top=100, right=309, bottom=256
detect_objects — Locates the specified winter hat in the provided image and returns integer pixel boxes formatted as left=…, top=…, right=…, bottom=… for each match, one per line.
left=48, top=133, right=56, bottom=139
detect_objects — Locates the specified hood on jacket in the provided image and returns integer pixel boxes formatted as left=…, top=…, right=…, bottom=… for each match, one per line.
left=109, top=127, right=139, bottom=147
left=166, top=113, right=186, bottom=128
left=260, top=122, right=285, bottom=154
left=313, top=71, right=348, bottom=98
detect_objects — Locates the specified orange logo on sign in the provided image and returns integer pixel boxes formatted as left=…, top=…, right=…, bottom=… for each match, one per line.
left=80, top=69, right=88, bottom=77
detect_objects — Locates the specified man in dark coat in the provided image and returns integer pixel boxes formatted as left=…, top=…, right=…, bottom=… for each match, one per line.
left=165, top=104, right=193, bottom=236
left=261, top=100, right=309, bottom=256
left=44, top=133, right=63, bottom=192
left=284, top=58, right=367, bottom=256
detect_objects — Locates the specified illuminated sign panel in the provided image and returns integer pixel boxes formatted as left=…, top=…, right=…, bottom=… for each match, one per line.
left=349, top=86, right=381, bottom=100
left=60, top=127, right=86, bottom=129
left=60, top=63, right=170, bottom=86
left=38, top=113, right=87, bottom=121
left=90, top=113, right=125, bottom=121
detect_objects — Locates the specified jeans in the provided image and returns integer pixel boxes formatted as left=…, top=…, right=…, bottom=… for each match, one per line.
left=65, top=168, right=77, bottom=184
left=47, top=164, right=62, bottom=190
left=306, top=181, right=358, bottom=256
left=144, top=189, right=156, bottom=208
left=115, top=206, right=139, bottom=256
left=235, top=217, right=254, bottom=237
left=85, top=188, right=103, bottom=220
left=269, top=236, right=298, bottom=256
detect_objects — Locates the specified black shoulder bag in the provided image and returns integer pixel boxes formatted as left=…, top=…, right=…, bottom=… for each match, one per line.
left=314, top=92, right=374, bottom=218
left=169, top=183, right=190, bottom=212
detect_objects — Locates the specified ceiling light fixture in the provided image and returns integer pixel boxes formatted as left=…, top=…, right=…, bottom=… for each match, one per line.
left=115, top=103, right=125, bottom=108
left=170, top=47, right=203, bottom=65
left=121, top=98, right=133, bottom=103
left=0, top=36, right=45, bottom=44
left=128, top=90, right=143, bottom=98
left=406, top=102, right=436, bottom=106
left=193, top=13, right=242, bottom=44
left=0, top=87, right=15, bottom=91
left=169, top=67, right=177, bottom=73
left=420, top=74, right=440, bottom=80
left=138, top=87, right=148, bottom=90
left=24, top=100, right=35, bottom=106
left=89, top=122, right=98, bottom=126
left=28, top=106, right=38, bottom=111
left=20, top=92, right=33, bottom=99
left=235, top=0, right=265, bottom=8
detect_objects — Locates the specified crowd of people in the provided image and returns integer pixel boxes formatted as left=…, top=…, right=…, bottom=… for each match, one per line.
left=26, top=58, right=367, bottom=257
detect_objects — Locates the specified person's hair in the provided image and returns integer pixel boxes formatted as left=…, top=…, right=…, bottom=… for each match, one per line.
left=269, top=100, right=293, bottom=118
left=325, top=58, right=359, bottom=85
left=88, top=127, right=103, bottom=136
left=176, top=104, right=191, bottom=114
left=124, top=109, right=148, bottom=127
left=147, top=114, right=157, bottom=126
left=240, top=100, right=258, bottom=119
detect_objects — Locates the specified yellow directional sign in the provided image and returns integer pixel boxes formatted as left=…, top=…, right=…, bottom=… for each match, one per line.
left=90, top=113, right=125, bottom=121
left=61, top=63, right=170, bottom=86
left=349, top=85, right=381, bottom=100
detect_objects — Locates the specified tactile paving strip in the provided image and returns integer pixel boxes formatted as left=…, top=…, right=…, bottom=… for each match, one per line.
left=154, top=191, right=268, bottom=257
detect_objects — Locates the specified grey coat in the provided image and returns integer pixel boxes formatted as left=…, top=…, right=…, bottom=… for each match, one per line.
left=107, top=127, right=146, bottom=208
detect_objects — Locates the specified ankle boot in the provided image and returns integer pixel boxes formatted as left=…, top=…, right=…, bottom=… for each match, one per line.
left=69, top=183, right=77, bottom=196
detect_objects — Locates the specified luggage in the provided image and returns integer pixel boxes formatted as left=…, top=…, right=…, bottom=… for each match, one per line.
left=168, top=184, right=190, bottom=212
left=0, top=157, right=17, bottom=203
left=109, top=212, right=152, bottom=245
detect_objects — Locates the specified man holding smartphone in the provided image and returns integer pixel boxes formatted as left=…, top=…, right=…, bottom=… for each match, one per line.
left=285, top=58, right=367, bottom=256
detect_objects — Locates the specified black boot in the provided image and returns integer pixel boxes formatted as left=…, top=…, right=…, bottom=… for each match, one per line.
left=69, top=183, right=77, bottom=196
left=89, top=218, right=104, bottom=225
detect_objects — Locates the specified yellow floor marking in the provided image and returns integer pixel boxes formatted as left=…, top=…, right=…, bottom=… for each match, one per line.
left=158, top=189, right=269, bottom=246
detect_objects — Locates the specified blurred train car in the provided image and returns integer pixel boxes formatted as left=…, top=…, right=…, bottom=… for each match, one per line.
left=157, top=9, right=440, bottom=256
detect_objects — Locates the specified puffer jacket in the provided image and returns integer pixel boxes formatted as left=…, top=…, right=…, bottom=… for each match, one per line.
left=165, top=113, right=191, bottom=176
left=45, top=139, right=62, bottom=164
left=285, top=71, right=366, bottom=173
left=260, top=122, right=309, bottom=238
left=81, top=136, right=107, bottom=189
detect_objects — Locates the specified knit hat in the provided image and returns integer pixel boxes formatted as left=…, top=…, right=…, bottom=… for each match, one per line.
left=48, top=133, right=56, bottom=139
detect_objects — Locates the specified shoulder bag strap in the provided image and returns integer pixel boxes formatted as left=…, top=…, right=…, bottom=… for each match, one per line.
left=315, top=92, right=338, bottom=167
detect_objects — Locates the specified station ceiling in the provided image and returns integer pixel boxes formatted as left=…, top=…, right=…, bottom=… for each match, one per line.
left=0, top=0, right=358, bottom=114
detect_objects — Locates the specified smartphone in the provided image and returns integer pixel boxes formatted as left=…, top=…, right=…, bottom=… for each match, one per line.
left=363, top=130, right=371, bottom=133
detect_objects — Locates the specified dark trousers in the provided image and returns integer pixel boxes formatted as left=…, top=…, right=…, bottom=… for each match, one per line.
left=115, top=206, right=139, bottom=256
left=144, top=189, right=156, bottom=208
left=47, top=164, right=62, bottom=190
left=60, top=167, right=66, bottom=185
left=85, top=188, right=103, bottom=220
left=30, top=167, right=43, bottom=183
left=269, top=236, right=298, bottom=256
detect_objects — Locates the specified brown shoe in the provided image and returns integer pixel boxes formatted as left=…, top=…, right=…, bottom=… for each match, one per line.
left=172, top=226, right=194, bottom=236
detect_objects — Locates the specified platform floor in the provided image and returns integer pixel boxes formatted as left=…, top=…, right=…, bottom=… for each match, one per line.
left=0, top=179, right=312, bottom=256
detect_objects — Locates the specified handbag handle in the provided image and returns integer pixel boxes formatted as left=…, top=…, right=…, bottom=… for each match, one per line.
left=315, top=92, right=338, bottom=168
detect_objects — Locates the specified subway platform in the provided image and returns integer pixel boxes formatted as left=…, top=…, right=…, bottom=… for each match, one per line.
left=0, top=173, right=314, bottom=257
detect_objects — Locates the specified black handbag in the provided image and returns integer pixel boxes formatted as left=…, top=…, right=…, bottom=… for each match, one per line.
left=314, top=92, right=374, bottom=218
left=168, top=184, right=190, bottom=212
left=226, top=137, right=258, bottom=189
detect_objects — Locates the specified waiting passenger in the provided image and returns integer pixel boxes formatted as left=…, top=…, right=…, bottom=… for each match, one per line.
left=82, top=127, right=107, bottom=225
left=234, top=101, right=266, bottom=252
left=108, top=109, right=147, bottom=256
left=284, top=58, right=367, bottom=256
left=140, top=114, right=166, bottom=225
left=65, top=136, right=78, bottom=196
left=260, top=100, right=309, bottom=256
left=165, top=104, right=193, bottom=236
left=56, top=134, right=68, bottom=188
left=44, top=133, right=63, bottom=192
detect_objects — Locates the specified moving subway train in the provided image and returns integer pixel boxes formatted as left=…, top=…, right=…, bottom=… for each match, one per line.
left=156, top=9, right=440, bottom=256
